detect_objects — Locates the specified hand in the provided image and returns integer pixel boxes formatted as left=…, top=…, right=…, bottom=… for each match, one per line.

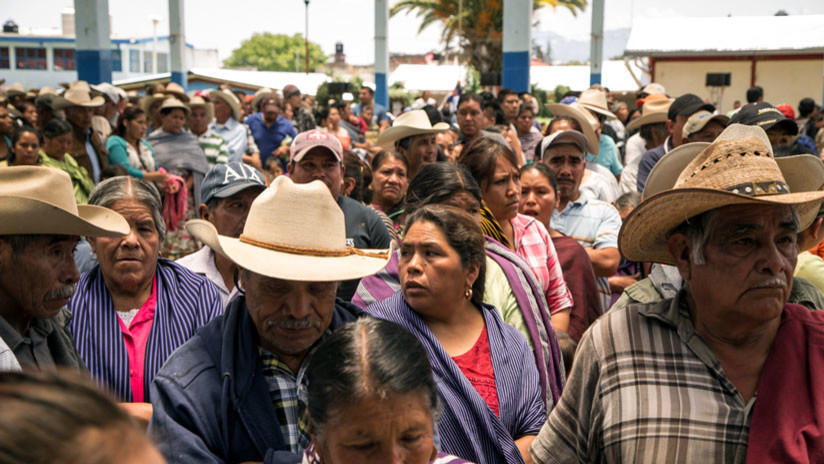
left=608, top=272, right=641, bottom=293
left=119, top=402, right=153, bottom=429
left=274, top=145, right=291, bottom=159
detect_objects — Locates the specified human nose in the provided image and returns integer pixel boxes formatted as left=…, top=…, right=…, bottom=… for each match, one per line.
left=62, top=254, right=81, bottom=285
left=121, top=228, right=141, bottom=248
left=405, top=250, right=423, bottom=275
left=282, top=287, right=313, bottom=319
left=758, top=239, right=791, bottom=277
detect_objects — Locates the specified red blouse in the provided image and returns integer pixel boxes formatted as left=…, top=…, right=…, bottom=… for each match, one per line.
left=451, top=326, right=500, bottom=416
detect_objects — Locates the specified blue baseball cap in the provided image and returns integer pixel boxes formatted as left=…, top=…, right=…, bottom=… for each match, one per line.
left=200, top=162, right=266, bottom=205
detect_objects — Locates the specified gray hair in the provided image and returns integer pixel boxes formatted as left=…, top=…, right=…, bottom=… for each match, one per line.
left=88, top=176, right=167, bottom=241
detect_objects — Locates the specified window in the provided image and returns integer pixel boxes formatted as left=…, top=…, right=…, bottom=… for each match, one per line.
left=112, top=49, right=122, bottom=72
left=129, top=49, right=140, bottom=72
left=0, top=47, right=8, bottom=69
left=157, top=52, right=168, bottom=73
left=15, top=47, right=46, bottom=70
left=53, top=48, right=75, bottom=71
left=143, top=52, right=152, bottom=73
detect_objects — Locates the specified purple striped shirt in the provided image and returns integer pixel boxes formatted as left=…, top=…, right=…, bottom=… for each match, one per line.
left=68, top=258, right=223, bottom=402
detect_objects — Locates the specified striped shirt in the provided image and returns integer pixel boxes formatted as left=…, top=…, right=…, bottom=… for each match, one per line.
left=68, top=259, right=224, bottom=402
left=259, top=347, right=311, bottom=455
left=530, top=291, right=753, bottom=464
left=196, top=129, right=230, bottom=166
left=510, top=214, right=573, bottom=315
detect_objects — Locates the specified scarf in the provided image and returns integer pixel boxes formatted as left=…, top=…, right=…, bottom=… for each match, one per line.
left=145, top=129, right=210, bottom=206
left=480, top=202, right=512, bottom=250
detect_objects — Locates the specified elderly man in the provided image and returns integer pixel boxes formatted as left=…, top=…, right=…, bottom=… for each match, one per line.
left=288, top=129, right=392, bottom=301
left=177, top=162, right=266, bottom=307
left=376, top=109, right=450, bottom=179
left=531, top=124, right=824, bottom=463
left=187, top=96, right=230, bottom=166
left=149, top=176, right=391, bottom=463
left=209, top=89, right=261, bottom=167
left=55, top=84, right=109, bottom=183
left=0, top=167, right=128, bottom=370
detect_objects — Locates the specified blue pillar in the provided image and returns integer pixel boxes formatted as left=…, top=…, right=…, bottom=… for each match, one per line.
left=502, top=0, right=531, bottom=92
left=374, top=0, right=389, bottom=108
left=74, top=0, right=112, bottom=84
left=589, top=0, right=604, bottom=86
left=169, top=0, right=187, bottom=90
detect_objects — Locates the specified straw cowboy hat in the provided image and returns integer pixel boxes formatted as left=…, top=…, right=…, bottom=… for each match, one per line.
left=577, top=88, right=615, bottom=119
left=52, top=87, right=105, bottom=110
left=141, top=93, right=170, bottom=115
left=187, top=96, right=214, bottom=119
left=546, top=102, right=600, bottom=155
left=619, top=124, right=824, bottom=265
left=210, top=89, right=242, bottom=121
left=0, top=167, right=129, bottom=237
left=626, top=98, right=674, bottom=131
left=377, top=109, right=450, bottom=148
left=251, top=87, right=274, bottom=113
left=162, top=82, right=189, bottom=102
left=186, top=176, right=392, bottom=281
left=4, top=82, right=25, bottom=98
left=158, top=97, right=191, bottom=117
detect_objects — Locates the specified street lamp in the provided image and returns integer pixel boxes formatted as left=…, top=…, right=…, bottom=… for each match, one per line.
left=150, top=15, right=160, bottom=74
left=304, top=0, right=310, bottom=74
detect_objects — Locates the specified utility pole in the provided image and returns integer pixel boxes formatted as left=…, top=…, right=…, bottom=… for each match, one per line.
left=169, top=0, right=187, bottom=89
left=374, top=0, right=389, bottom=108
left=502, top=0, right=531, bottom=92
left=304, top=0, right=310, bottom=74
left=590, top=0, right=605, bottom=85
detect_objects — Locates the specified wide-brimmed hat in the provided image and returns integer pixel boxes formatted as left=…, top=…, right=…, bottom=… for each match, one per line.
left=626, top=98, right=674, bottom=131
left=251, top=87, right=273, bottom=113
left=210, top=89, right=242, bottom=121
left=158, top=97, right=190, bottom=117
left=4, top=82, right=25, bottom=98
left=186, top=176, right=391, bottom=281
left=187, top=96, right=214, bottom=119
left=0, top=167, right=129, bottom=237
left=619, top=124, right=824, bottom=265
left=376, top=109, right=449, bottom=148
left=140, top=94, right=170, bottom=115
left=577, top=88, right=615, bottom=119
left=162, top=82, right=189, bottom=102
left=546, top=102, right=600, bottom=155
left=52, top=87, right=105, bottom=110
left=539, top=130, right=588, bottom=160
left=90, top=82, right=122, bottom=104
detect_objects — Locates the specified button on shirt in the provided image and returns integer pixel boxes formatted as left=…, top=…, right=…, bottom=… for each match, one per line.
left=209, top=117, right=248, bottom=164
left=176, top=246, right=238, bottom=308
left=0, top=315, right=56, bottom=370
left=246, top=113, right=296, bottom=166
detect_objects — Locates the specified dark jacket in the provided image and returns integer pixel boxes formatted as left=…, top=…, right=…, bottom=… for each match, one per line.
left=636, top=136, right=674, bottom=193
left=148, top=295, right=363, bottom=464
left=69, top=124, right=107, bottom=180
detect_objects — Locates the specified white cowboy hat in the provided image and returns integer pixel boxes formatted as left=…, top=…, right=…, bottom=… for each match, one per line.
left=4, top=82, right=25, bottom=98
left=187, top=96, right=214, bottom=119
left=52, top=87, right=105, bottom=110
left=626, top=98, right=674, bottom=131
left=619, top=124, right=824, bottom=265
left=377, top=109, right=450, bottom=148
left=158, top=97, right=191, bottom=117
left=545, top=102, right=600, bottom=155
left=209, top=89, right=242, bottom=121
left=186, top=176, right=391, bottom=281
left=577, top=88, right=616, bottom=119
left=0, top=167, right=129, bottom=237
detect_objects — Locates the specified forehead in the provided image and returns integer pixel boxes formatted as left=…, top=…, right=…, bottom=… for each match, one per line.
left=546, top=144, right=584, bottom=160
left=404, top=220, right=447, bottom=242
left=503, top=95, right=520, bottom=102
left=109, top=198, right=155, bottom=219
left=711, top=204, right=796, bottom=234
left=458, top=100, right=481, bottom=111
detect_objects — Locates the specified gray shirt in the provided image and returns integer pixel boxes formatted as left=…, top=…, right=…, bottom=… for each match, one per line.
left=0, top=314, right=56, bottom=370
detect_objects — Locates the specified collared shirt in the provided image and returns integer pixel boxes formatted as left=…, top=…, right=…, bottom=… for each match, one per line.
left=0, top=336, right=20, bottom=371
left=259, top=347, right=311, bottom=455
left=246, top=112, right=296, bottom=165
left=176, top=246, right=238, bottom=308
left=530, top=291, right=753, bottom=464
left=195, top=130, right=230, bottom=166
left=0, top=314, right=56, bottom=370
left=587, top=134, right=623, bottom=176
left=209, top=117, right=248, bottom=164
left=116, top=276, right=157, bottom=402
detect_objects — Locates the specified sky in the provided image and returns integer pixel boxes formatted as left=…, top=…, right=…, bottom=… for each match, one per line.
left=4, top=0, right=824, bottom=65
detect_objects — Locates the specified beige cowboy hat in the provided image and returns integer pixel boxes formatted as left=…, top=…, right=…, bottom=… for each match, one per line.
left=377, top=109, right=450, bottom=148
left=0, top=167, right=129, bottom=237
left=187, top=96, right=214, bottom=119
left=162, top=82, right=189, bottom=102
left=626, top=98, right=674, bottom=131
left=210, top=89, right=242, bottom=121
left=577, top=88, right=615, bottom=119
left=158, top=97, right=191, bottom=117
left=619, top=124, right=824, bottom=265
left=141, top=93, right=170, bottom=115
left=251, top=87, right=274, bottom=113
left=4, top=82, right=25, bottom=98
left=186, top=176, right=392, bottom=281
left=546, top=102, right=600, bottom=155
left=52, top=87, right=105, bottom=110
left=38, top=86, right=57, bottom=96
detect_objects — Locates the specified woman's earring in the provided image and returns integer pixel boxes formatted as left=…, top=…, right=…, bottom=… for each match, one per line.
left=464, top=287, right=473, bottom=300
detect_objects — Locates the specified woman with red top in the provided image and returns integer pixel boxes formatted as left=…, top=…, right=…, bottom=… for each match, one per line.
left=325, top=106, right=351, bottom=150
left=366, top=205, right=546, bottom=464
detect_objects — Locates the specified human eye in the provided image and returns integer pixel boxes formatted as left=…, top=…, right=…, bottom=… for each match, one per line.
left=402, top=433, right=424, bottom=444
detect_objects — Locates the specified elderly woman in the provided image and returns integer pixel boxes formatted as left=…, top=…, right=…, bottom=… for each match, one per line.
left=287, top=317, right=471, bottom=464
left=369, top=149, right=408, bottom=234
left=458, top=137, right=573, bottom=325
left=367, top=205, right=546, bottom=464
left=68, top=177, right=222, bottom=410
left=354, top=162, right=565, bottom=407
left=39, top=119, right=94, bottom=204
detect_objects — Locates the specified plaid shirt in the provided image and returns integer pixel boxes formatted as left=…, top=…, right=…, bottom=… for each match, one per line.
left=259, top=347, right=311, bottom=455
left=511, top=214, right=574, bottom=315
left=531, top=290, right=753, bottom=464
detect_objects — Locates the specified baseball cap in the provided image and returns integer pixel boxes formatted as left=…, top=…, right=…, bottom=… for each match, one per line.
left=540, top=130, right=588, bottom=159
left=290, top=129, right=343, bottom=163
left=282, top=85, right=301, bottom=99
left=201, top=162, right=266, bottom=205
left=729, top=102, right=799, bottom=135
left=682, top=111, right=730, bottom=138
left=667, top=93, right=715, bottom=120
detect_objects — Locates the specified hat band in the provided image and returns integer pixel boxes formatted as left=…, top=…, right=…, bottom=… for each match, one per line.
left=726, top=180, right=789, bottom=196
left=239, top=234, right=390, bottom=259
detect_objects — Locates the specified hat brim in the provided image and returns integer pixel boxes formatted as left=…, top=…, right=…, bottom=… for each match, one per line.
left=0, top=197, right=129, bottom=237
left=377, top=122, right=450, bottom=148
left=546, top=103, right=600, bottom=155
left=52, top=95, right=106, bottom=110
left=763, top=118, right=799, bottom=136
left=619, top=188, right=824, bottom=265
left=186, top=220, right=391, bottom=282
left=210, top=91, right=242, bottom=121
left=579, top=103, right=616, bottom=119
left=164, top=91, right=190, bottom=103
left=626, top=112, right=668, bottom=131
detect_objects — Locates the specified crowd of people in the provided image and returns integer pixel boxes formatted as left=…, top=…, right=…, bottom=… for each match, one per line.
left=0, top=73, right=823, bottom=464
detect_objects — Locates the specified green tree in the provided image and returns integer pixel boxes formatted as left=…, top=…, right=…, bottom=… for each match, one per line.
left=391, top=0, right=586, bottom=75
left=223, top=33, right=327, bottom=72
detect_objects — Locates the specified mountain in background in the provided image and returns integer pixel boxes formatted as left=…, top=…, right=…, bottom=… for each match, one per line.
left=532, top=28, right=631, bottom=64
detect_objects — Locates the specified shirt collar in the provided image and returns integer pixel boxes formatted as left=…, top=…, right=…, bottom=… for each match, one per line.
left=184, top=247, right=230, bottom=294
left=0, top=313, right=54, bottom=352
left=211, top=117, right=238, bottom=130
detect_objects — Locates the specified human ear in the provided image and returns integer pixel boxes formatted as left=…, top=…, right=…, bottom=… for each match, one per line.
left=464, top=261, right=481, bottom=290
left=666, top=233, right=692, bottom=280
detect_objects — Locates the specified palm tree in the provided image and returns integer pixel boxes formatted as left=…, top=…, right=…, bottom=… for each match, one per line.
left=391, top=0, right=586, bottom=74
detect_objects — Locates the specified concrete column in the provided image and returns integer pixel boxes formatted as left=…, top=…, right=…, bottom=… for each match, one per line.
left=374, top=0, right=389, bottom=108
left=168, top=0, right=187, bottom=89
left=74, top=0, right=112, bottom=84
left=589, top=0, right=604, bottom=85
left=502, top=0, right=531, bottom=92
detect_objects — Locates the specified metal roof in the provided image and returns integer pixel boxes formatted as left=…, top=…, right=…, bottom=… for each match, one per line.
left=113, top=68, right=331, bottom=95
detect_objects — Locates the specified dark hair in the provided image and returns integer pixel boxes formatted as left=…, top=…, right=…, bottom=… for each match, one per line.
left=307, top=318, right=439, bottom=439
left=0, top=371, right=152, bottom=464
left=406, top=162, right=482, bottom=216
left=457, top=137, right=519, bottom=190
left=403, top=204, right=486, bottom=307
left=746, top=86, right=763, bottom=104
left=100, top=164, right=128, bottom=181
left=421, top=104, right=442, bottom=125
left=360, top=85, right=375, bottom=96
left=547, top=116, right=582, bottom=135
left=457, top=93, right=483, bottom=109
left=371, top=149, right=409, bottom=173
left=639, top=122, right=668, bottom=143
left=42, top=118, right=72, bottom=140
left=497, top=88, right=518, bottom=103
left=342, top=151, right=366, bottom=203
left=482, top=100, right=506, bottom=125
left=11, top=125, right=42, bottom=146
left=334, top=101, right=349, bottom=115
left=799, top=98, right=816, bottom=118
left=520, top=162, right=558, bottom=193
left=261, top=97, right=282, bottom=112
left=114, top=107, right=145, bottom=138
left=517, top=103, right=534, bottom=118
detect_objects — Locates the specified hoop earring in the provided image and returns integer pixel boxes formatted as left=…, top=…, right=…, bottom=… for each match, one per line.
left=464, top=288, right=473, bottom=300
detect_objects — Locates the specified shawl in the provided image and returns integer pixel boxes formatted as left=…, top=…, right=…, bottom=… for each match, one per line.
left=163, top=173, right=188, bottom=231
left=68, top=259, right=223, bottom=402
left=145, top=129, right=210, bottom=206
left=480, top=202, right=512, bottom=249
left=552, top=235, right=602, bottom=342
left=366, top=293, right=546, bottom=464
